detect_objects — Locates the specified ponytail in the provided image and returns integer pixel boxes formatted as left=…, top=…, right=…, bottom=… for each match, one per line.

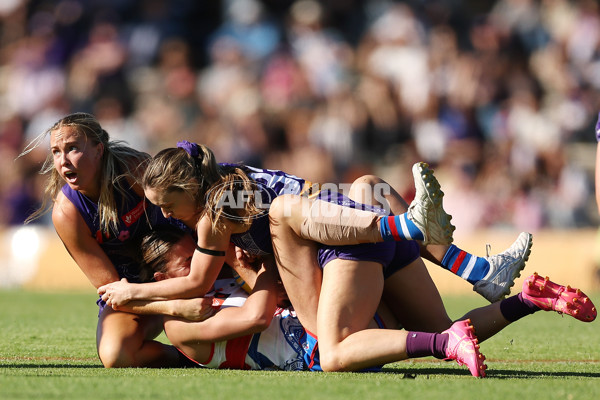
left=143, top=142, right=261, bottom=232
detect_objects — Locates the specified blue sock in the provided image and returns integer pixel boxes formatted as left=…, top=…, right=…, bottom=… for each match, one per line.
left=378, top=214, right=424, bottom=241
left=441, top=245, right=490, bottom=284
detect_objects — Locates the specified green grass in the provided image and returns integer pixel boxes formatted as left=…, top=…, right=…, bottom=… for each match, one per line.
left=1, top=290, right=599, bottom=400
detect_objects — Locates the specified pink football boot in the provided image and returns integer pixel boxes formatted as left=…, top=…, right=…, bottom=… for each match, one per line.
left=522, top=273, right=597, bottom=322
left=442, top=319, right=487, bottom=378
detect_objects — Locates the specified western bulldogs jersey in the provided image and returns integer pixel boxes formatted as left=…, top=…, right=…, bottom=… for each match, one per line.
left=198, top=278, right=308, bottom=371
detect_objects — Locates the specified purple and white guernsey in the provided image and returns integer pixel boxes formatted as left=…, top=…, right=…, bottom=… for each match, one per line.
left=61, top=183, right=169, bottom=282
left=226, top=164, right=310, bottom=256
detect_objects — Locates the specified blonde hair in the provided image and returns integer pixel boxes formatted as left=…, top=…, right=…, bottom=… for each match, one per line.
left=142, top=144, right=261, bottom=232
left=20, top=112, right=150, bottom=234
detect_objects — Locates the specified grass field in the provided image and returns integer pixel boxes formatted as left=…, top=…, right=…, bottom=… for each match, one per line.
left=1, top=290, right=599, bottom=400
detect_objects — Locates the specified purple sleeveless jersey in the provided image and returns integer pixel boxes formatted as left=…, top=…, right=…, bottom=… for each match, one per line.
left=61, top=183, right=170, bottom=282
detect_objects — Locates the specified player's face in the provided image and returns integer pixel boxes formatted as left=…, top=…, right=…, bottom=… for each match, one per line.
left=51, top=127, right=103, bottom=200
left=163, top=234, right=196, bottom=278
left=145, top=187, right=199, bottom=225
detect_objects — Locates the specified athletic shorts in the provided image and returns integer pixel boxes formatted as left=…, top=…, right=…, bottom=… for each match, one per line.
left=317, top=239, right=420, bottom=280
left=313, top=190, right=420, bottom=278
left=97, top=296, right=107, bottom=317
left=384, top=240, right=420, bottom=279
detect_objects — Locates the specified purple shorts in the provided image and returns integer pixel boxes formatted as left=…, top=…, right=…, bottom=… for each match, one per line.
left=97, top=296, right=107, bottom=317
left=384, top=240, right=420, bottom=279
left=317, top=239, right=420, bottom=280
left=313, top=189, right=420, bottom=279
left=318, top=242, right=395, bottom=271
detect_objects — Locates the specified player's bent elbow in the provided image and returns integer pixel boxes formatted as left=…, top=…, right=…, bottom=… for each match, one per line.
left=244, top=311, right=272, bottom=333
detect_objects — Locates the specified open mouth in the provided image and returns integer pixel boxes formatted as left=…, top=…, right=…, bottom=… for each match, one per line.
left=64, top=171, right=78, bottom=183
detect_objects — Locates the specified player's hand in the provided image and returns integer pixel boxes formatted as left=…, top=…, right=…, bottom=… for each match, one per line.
left=98, top=278, right=134, bottom=307
left=172, top=297, right=216, bottom=321
left=235, top=247, right=258, bottom=268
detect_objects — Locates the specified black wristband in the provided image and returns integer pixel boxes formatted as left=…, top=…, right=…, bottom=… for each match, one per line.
left=195, top=245, right=226, bottom=257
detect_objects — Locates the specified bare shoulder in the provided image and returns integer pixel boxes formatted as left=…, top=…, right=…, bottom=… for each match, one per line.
left=52, top=191, right=89, bottom=235
left=52, top=191, right=77, bottom=222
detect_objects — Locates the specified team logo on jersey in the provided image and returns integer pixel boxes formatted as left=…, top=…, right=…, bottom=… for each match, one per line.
left=118, top=230, right=130, bottom=242
left=205, top=180, right=273, bottom=222
left=121, top=200, right=146, bottom=227
left=280, top=312, right=305, bottom=355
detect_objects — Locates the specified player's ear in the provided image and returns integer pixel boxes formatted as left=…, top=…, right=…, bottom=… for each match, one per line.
left=154, top=271, right=167, bottom=281
left=95, top=142, right=104, bottom=160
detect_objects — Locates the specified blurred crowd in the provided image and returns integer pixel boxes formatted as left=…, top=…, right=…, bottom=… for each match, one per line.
left=1, top=0, right=600, bottom=233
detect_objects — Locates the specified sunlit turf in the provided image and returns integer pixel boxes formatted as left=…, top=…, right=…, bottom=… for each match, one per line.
left=1, top=290, right=598, bottom=400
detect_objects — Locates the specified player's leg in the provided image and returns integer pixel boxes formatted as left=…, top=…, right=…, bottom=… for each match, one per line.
left=456, top=273, right=597, bottom=342
left=382, top=255, right=453, bottom=333
left=316, top=258, right=393, bottom=371
left=96, top=306, right=184, bottom=368
left=161, top=317, right=214, bottom=365
left=269, top=194, right=322, bottom=333
left=349, top=170, right=532, bottom=303
left=268, top=163, right=454, bottom=249
left=315, top=258, right=486, bottom=376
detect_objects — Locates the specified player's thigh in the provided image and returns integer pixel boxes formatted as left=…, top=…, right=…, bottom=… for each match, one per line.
left=383, top=258, right=452, bottom=332
left=271, top=229, right=322, bottom=334
left=96, top=306, right=164, bottom=350
left=317, top=259, right=384, bottom=345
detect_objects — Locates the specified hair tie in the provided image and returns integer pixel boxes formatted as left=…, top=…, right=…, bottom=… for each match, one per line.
left=177, top=140, right=200, bottom=157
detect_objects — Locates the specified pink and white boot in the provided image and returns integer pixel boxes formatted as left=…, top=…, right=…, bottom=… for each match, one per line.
left=522, top=273, right=597, bottom=322
left=442, top=319, right=487, bottom=378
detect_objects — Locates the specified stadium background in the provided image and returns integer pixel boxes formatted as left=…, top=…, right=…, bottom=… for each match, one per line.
left=0, top=0, right=599, bottom=293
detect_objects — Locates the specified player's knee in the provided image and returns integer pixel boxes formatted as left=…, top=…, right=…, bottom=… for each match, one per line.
left=352, top=175, right=380, bottom=187
left=163, top=320, right=184, bottom=349
left=268, top=195, right=287, bottom=220
left=98, top=341, right=135, bottom=368
left=268, top=194, right=299, bottom=223
left=319, top=351, right=346, bottom=372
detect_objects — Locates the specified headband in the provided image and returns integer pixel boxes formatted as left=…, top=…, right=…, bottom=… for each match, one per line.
left=177, top=140, right=200, bottom=157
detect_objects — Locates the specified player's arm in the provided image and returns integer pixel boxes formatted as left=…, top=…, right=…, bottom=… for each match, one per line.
left=113, top=297, right=215, bottom=321
left=99, top=215, right=232, bottom=303
left=164, top=261, right=279, bottom=343
left=52, top=192, right=120, bottom=289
